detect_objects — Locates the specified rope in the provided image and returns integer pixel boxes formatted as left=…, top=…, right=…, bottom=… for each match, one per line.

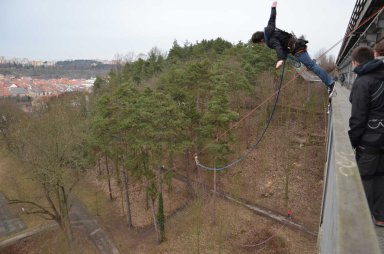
left=195, top=3, right=384, bottom=171
left=195, top=61, right=287, bottom=171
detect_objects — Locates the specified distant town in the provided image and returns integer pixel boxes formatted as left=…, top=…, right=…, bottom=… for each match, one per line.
left=0, top=55, right=127, bottom=94
left=0, top=75, right=95, bottom=98
left=0, top=57, right=100, bottom=97
left=0, top=56, right=111, bottom=112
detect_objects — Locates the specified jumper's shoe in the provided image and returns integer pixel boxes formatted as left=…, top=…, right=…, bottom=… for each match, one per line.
left=375, top=219, right=384, bottom=227
left=328, top=83, right=336, bottom=98
left=372, top=216, right=384, bottom=227
left=326, top=104, right=331, bottom=114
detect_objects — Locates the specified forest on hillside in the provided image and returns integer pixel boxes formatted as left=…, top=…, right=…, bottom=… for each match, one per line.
left=0, top=38, right=328, bottom=253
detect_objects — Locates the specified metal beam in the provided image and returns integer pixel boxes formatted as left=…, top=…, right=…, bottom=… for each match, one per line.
left=337, top=0, right=377, bottom=65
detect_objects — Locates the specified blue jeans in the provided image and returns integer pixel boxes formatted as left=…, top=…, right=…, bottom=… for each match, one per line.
left=296, top=51, right=334, bottom=87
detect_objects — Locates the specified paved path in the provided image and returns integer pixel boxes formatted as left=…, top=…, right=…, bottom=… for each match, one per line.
left=0, top=194, right=120, bottom=254
left=70, top=198, right=120, bottom=254
left=0, top=192, right=26, bottom=237
left=0, top=223, right=57, bottom=249
left=376, top=227, right=384, bottom=254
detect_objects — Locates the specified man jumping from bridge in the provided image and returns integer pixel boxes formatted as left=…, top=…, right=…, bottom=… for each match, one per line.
left=251, top=1, right=336, bottom=98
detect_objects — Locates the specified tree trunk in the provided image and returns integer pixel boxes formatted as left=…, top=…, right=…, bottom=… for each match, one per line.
left=196, top=93, right=200, bottom=113
left=122, top=166, right=133, bottom=228
left=113, top=154, right=121, bottom=186
left=284, top=150, right=290, bottom=209
left=113, top=156, right=124, bottom=215
left=57, top=186, right=75, bottom=252
left=285, top=169, right=290, bottom=208
left=97, top=157, right=101, bottom=176
left=185, top=149, right=193, bottom=198
left=211, top=168, right=217, bottom=225
left=105, top=154, right=113, bottom=200
left=145, top=181, right=150, bottom=210
left=150, top=198, right=160, bottom=243
left=157, top=192, right=165, bottom=243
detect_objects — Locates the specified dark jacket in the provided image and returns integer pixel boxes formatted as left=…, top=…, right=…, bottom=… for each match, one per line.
left=264, top=7, right=305, bottom=61
left=349, top=59, right=384, bottom=149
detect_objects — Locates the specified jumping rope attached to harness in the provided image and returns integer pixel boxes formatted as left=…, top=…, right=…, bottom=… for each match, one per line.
left=195, top=61, right=287, bottom=171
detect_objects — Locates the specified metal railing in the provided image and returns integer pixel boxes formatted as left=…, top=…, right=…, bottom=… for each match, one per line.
left=318, top=83, right=381, bottom=254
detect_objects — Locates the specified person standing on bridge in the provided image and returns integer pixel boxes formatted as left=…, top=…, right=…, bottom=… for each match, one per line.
left=349, top=46, right=384, bottom=227
left=250, top=1, right=336, bottom=98
left=374, top=40, right=384, bottom=61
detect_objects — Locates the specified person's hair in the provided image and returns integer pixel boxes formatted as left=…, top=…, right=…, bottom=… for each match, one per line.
left=374, top=40, right=384, bottom=56
left=351, top=46, right=374, bottom=64
left=251, top=31, right=264, bottom=43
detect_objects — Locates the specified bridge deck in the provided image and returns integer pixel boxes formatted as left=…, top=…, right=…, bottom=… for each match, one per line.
left=377, top=227, right=384, bottom=253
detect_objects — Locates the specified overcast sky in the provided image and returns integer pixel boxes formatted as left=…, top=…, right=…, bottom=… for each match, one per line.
left=0, top=0, right=355, bottom=61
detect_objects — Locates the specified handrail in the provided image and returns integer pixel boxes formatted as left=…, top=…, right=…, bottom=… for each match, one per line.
left=318, top=83, right=381, bottom=253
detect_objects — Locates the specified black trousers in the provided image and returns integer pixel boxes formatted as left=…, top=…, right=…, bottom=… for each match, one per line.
left=356, top=146, right=384, bottom=221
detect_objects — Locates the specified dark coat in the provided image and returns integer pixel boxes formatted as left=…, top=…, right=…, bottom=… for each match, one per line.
left=264, top=7, right=303, bottom=61
left=349, top=59, right=384, bottom=148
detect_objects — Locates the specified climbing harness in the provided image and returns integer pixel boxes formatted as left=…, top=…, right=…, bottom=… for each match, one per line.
left=367, top=119, right=384, bottom=130
left=195, top=61, right=287, bottom=171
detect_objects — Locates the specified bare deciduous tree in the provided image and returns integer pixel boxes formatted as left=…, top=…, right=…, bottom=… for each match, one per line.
left=5, top=94, right=89, bottom=252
